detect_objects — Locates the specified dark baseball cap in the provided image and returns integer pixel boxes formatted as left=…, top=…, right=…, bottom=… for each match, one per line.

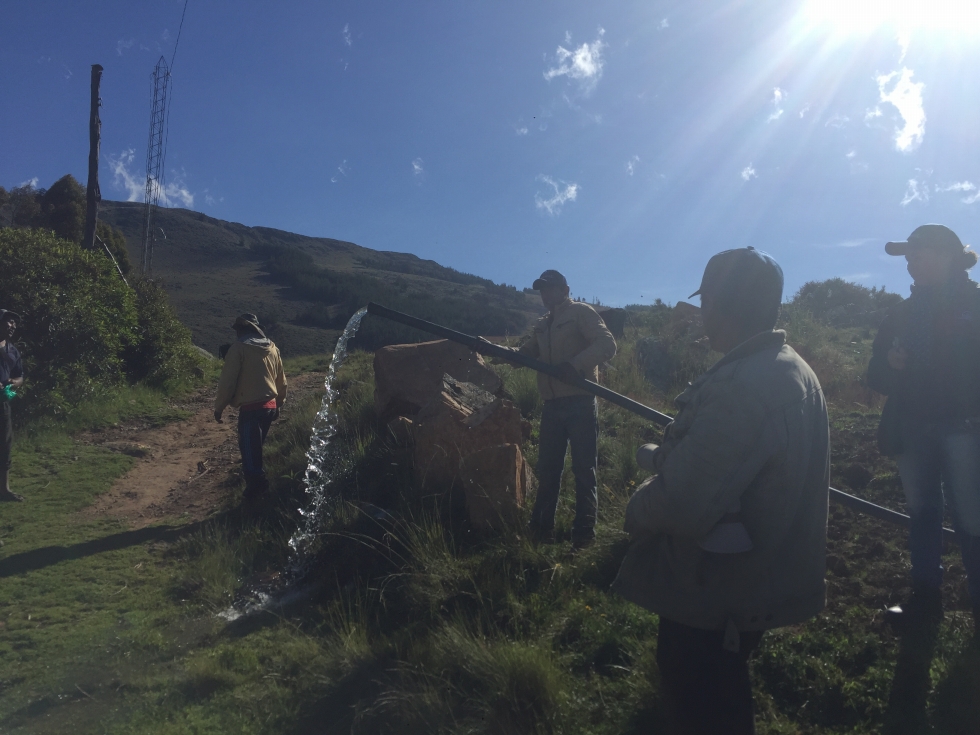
left=885, top=224, right=965, bottom=256
left=689, top=247, right=784, bottom=304
left=532, top=269, right=568, bottom=290
left=0, top=309, right=21, bottom=323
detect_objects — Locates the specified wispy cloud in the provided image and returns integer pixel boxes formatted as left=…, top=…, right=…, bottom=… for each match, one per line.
left=877, top=68, right=925, bottom=152
left=18, top=177, right=39, bottom=189
left=846, top=150, right=857, bottom=159
left=62, top=65, right=72, bottom=81
left=515, top=125, right=529, bottom=136
left=965, top=190, right=980, bottom=205
left=937, top=181, right=975, bottom=193
left=767, top=85, right=786, bottom=122
left=543, top=28, right=606, bottom=94
left=331, top=159, right=349, bottom=183
left=202, top=189, right=224, bottom=207
left=841, top=272, right=873, bottom=282
left=535, top=175, right=578, bottom=215
left=865, top=106, right=883, bottom=122
left=107, top=148, right=194, bottom=207
left=412, top=158, right=424, bottom=180
left=741, top=165, right=757, bottom=181
left=116, top=38, right=135, bottom=56
left=825, top=113, right=849, bottom=129
left=626, top=155, right=640, bottom=176
left=658, top=18, right=669, bottom=30
left=835, top=238, right=875, bottom=248
left=342, top=23, right=352, bottom=46
left=901, top=178, right=929, bottom=206
left=799, top=103, right=811, bottom=118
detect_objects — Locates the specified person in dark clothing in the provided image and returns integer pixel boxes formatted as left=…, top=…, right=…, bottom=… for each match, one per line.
left=867, top=224, right=980, bottom=633
left=0, top=309, right=25, bottom=502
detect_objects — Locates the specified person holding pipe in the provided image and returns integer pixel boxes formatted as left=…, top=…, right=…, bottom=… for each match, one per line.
left=867, top=224, right=980, bottom=634
left=501, top=270, right=617, bottom=548
left=613, top=248, right=830, bottom=735
left=0, top=309, right=25, bottom=502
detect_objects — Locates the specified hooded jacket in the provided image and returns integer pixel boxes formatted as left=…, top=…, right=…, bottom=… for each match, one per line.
left=214, top=336, right=287, bottom=413
left=612, top=330, right=829, bottom=632
left=518, top=298, right=617, bottom=400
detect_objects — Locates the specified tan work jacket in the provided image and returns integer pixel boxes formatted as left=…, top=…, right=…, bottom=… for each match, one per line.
left=613, top=330, right=830, bottom=632
left=214, top=338, right=288, bottom=413
left=519, top=299, right=617, bottom=400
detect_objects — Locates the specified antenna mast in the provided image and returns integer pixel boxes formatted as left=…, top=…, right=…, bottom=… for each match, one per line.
left=140, top=56, right=170, bottom=275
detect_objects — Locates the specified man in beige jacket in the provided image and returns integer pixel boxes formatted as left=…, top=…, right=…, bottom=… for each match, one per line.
left=613, top=249, right=829, bottom=735
left=519, top=270, right=617, bottom=547
left=214, top=313, right=287, bottom=498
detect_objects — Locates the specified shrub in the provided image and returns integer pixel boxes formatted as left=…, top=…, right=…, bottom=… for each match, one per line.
left=124, top=277, right=202, bottom=388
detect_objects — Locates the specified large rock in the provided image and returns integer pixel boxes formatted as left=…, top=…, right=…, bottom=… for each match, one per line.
left=459, top=444, right=528, bottom=530
left=374, top=339, right=503, bottom=420
left=413, top=375, right=523, bottom=491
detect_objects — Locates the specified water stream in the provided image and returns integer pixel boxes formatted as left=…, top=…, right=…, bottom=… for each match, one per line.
left=217, top=307, right=368, bottom=622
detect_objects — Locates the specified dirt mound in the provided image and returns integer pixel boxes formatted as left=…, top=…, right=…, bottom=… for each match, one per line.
left=78, top=372, right=325, bottom=529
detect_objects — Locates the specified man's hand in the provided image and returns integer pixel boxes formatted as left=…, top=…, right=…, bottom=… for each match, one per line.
left=273, top=406, right=281, bottom=421
left=554, top=361, right=581, bottom=384
left=214, top=410, right=224, bottom=424
left=887, top=346, right=908, bottom=371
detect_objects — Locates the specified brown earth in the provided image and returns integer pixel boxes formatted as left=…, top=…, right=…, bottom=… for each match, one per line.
left=78, top=372, right=326, bottom=529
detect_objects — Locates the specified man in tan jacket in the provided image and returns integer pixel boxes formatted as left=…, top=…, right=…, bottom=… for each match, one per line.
left=519, top=270, right=616, bottom=547
left=613, top=248, right=829, bottom=735
left=214, top=313, right=287, bottom=498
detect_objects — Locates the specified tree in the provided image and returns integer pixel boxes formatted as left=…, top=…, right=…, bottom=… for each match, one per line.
left=96, top=220, right=132, bottom=274
left=8, top=184, right=41, bottom=227
left=39, top=174, right=86, bottom=243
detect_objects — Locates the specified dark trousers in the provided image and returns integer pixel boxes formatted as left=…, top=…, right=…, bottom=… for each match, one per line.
left=0, top=402, right=11, bottom=471
left=238, top=408, right=276, bottom=480
left=656, top=617, right=764, bottom=735
left=531, top=395, right=598, bottom=541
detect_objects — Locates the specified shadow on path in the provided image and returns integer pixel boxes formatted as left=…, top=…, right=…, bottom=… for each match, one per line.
left=882, top=620, right=941, bottom=734
left=0, top=517, right=229, bottom=577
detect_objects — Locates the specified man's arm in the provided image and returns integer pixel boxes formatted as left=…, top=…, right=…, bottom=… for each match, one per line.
left=569, top=307, right=616, bottom=374
left=6, top=350, right=23, bottom=389
left=274, top=350, right=287, bottom=407
left=625, top=382, right=772, bottom=539
left=867, top=312, right=900, bottom=396
left=213, top=343, right=243, bottom=419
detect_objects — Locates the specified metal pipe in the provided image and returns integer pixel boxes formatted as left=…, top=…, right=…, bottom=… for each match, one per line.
left=365, top=301, right=957, bottom=542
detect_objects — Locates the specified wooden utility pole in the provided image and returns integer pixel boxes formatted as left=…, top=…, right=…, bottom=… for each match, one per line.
left=83, top=64, right=103, bottom=251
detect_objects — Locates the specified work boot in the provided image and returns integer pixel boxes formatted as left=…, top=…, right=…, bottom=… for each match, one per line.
left=886, top=584, right=943, bottom=633
left=242, top=474, right=269, bottom=501
left=571, top=530, right=596, bottom=551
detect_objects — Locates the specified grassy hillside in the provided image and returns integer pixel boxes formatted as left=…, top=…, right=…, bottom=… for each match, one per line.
left=99, top=202, right=543, bottom=357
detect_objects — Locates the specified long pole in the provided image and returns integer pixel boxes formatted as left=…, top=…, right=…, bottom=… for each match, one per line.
left=365, top=301, right=956, bottom=543
left=83, top=64, right=103, bottom=251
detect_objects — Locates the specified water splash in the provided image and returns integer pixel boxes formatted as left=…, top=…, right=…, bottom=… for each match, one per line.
left=217, top=307, right=367, bottom=622
left=288, top=307, right=368, bottom=561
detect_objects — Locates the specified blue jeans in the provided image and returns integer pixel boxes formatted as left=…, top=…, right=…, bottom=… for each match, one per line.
left=238, top=408, right=276, bottom=481
left=897, top=417, right=980, bottom=601
left=531, top=395, right=598, bottom=541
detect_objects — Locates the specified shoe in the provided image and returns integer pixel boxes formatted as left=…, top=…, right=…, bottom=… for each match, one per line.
left=0, top=489, right=24, bottom=502
left=885, top=584, right=943, bottom=633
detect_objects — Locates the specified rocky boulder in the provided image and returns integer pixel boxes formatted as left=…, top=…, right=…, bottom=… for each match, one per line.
left=459, top=444, right=528, bottom=529
left=413, top=375, right=524, bottom=491
left=373, top=339, right=503, bottom=420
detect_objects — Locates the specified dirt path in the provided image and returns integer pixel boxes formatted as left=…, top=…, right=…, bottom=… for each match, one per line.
left=79, top=372, right=326, bottom=529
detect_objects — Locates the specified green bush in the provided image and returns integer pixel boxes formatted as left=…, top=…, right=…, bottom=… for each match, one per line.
left=125, top=277, right=202, bottom=387
left=0, top=227, right=138, bottom=416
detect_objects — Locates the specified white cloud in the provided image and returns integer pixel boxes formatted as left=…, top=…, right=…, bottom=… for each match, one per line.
left=412, top=158, right=424, bottom=178
left=107, top=148, right=194, bottom=207
left=938, top=181, right=975, bottom=193
left=116, top=38, right=135, bottom=56
left=626, top=155, right=640, bottom=176
left=18, top=177, right=39, bottom=189
left=767, top=88, right=786, bottom=122
left=846, top=150, right=856, bottom=159
left=543, top=29, right=606, bottom=94
left=865, top=106, right=883, bottom=122
left=535, top=175, right=578, bottom=215
left=658, top=18, right=669, bottom=30
left=331, top=159, right=349, bottom=183
left=877, top=68, right=925, bottom=152
left=63, top=65, right=72, bottom=80
left=841, top=272, right=873, bottom=281
left=767, top=109, right=784, bottom=123
left=836, top=238, right=875, bottom=248
left=162, top=29, right=170, bottom=42
left=342, top=23, right=352, bottom=46
left=964, top=190, right=980, bottom=205
left=901, top=178, right=929, bottom=206
left=515, top=126, right=529, bottom=136
left=799, top=103, right=811, bottom=118
left=741, top=165, right=757, bottom=181
left=825, top=113, right=849, bottom=129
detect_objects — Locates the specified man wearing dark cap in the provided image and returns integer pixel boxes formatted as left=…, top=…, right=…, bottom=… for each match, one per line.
left=0, top=309, right=24, bottom=502
left=214, top=314, right=288, bottom=499
left=515, top=270, right=616, bottom=547
left=868, top=224, right=980, bottom=633
left=613, top=248, right=829, bottom=735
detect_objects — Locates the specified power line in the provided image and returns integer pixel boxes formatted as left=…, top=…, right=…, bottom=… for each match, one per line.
left=170, top=0, right=190, bottom=72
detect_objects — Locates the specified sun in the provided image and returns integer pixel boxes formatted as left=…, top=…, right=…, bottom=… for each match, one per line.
left=802, top=0, right=980, bottom=37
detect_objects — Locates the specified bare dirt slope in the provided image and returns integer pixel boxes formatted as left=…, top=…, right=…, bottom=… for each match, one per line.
left=79, top=372, right=325, bottom=529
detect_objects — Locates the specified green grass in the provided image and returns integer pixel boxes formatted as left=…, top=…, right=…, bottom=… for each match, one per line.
left=4, top=305, right=980, bottom=733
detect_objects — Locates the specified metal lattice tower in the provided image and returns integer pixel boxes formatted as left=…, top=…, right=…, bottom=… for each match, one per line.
left=140, top=56, right=171, bottom=275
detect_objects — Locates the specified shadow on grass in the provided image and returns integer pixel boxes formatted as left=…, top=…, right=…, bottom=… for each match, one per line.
left=0, top=516, right=233, bottom=577
left=882, top=620, right=942, bottom=735
left=931, top=635, right=980, bottom=735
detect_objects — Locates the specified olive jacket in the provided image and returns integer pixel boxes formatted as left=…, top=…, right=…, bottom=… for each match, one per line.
left=612, top=330, right=830, bottom=632
left=518, top=299, right=617, bottom=400
left=214, top=337, right=288, bottom=413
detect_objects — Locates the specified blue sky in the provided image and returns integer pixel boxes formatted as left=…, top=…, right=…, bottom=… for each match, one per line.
left=3, top=0, right=980, bottom=306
